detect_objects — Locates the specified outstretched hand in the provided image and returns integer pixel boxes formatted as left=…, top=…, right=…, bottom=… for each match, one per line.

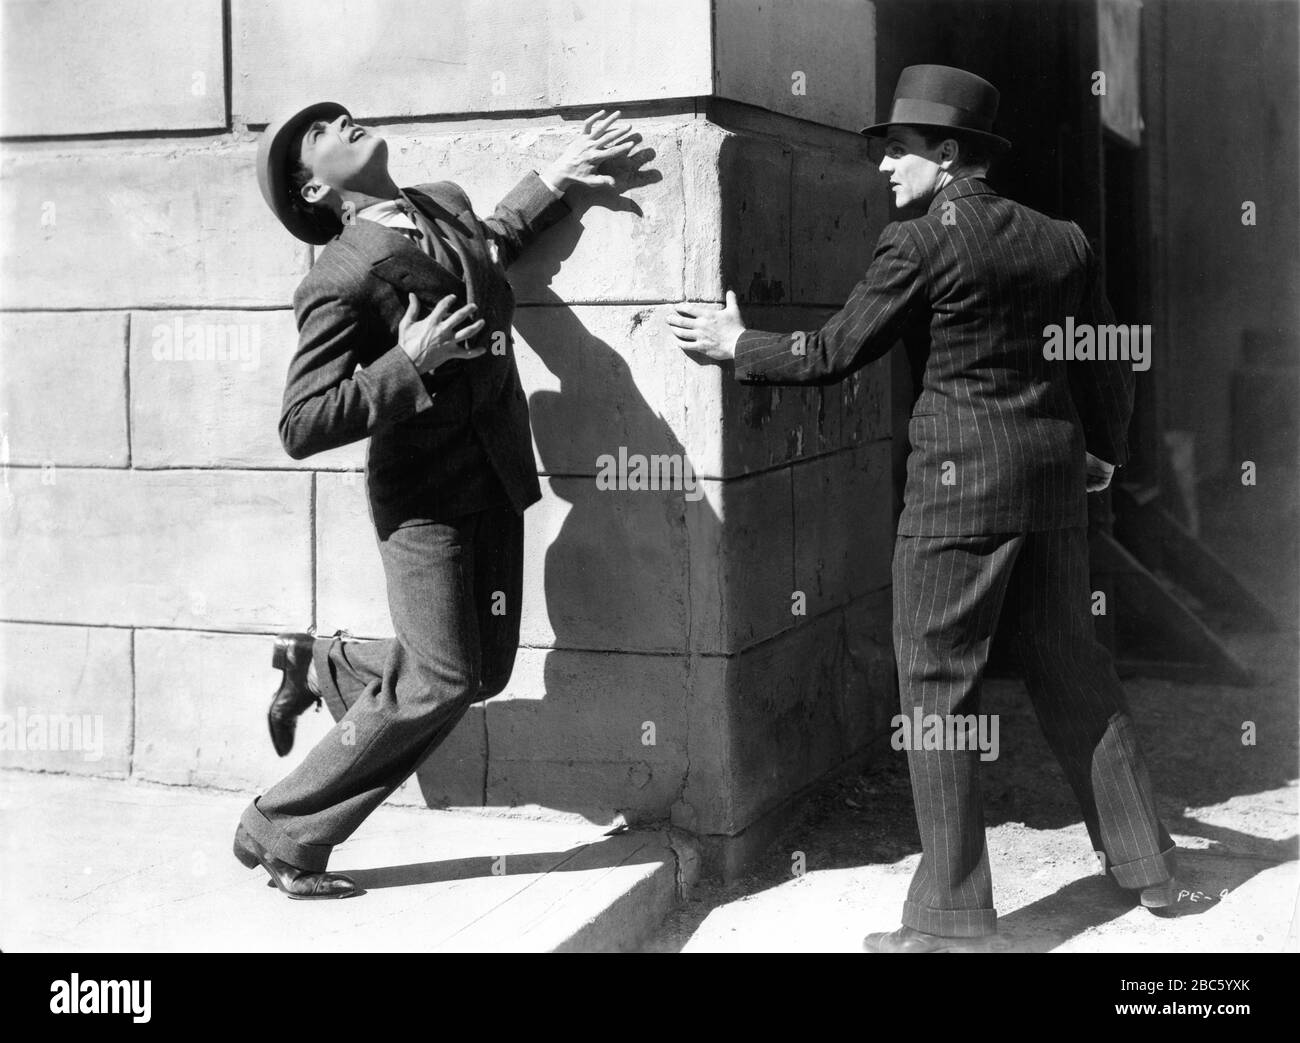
left=542, top=110, right=637, bottom=192
left=668, top=290, right=746, bottom=364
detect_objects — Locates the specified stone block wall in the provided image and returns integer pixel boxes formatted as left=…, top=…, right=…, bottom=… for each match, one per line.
left=1, top=0, right=896, bottom=873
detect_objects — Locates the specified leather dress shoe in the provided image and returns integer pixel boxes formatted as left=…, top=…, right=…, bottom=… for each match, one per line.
left=1121, top=850, right=1179, bottom=910
left=1138, top=877, right=1179, bottom=909
left=267, top=631, right=320, bottom=757
left=233, top=823, right=361, bottom=900
left=863, top=925, right=998, bottom=953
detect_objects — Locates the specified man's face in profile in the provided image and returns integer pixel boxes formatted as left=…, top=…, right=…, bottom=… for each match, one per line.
left=874, top=125, right=948, bottom=208
left=297, top=112, right=388, bottom=200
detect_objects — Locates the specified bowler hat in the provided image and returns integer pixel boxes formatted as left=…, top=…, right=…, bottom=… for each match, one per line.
left=862, top=65, right=1011, bottom=152
left=256, top=101, right=350, bottom=244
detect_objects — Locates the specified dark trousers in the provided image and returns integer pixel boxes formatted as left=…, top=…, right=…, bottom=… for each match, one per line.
left=240, top=505, right=524, bottom=871
left=893, top=526, right=1176, bottom=937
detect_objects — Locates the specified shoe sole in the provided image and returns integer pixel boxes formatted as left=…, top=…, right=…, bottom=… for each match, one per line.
left=284, top=884, right=361, bottom=894
left=267, top=710, right=294, bottom=758
left=268, top=634, right=317, bottom=758
left=269, top=638, right=296, bottom=757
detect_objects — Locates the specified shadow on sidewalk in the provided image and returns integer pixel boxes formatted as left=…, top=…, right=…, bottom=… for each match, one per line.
left=338, top=839, right=652, bottom=891
left=645, top=627, right=1299, bottom=951
left=993, top=845, right=1288, bottom=952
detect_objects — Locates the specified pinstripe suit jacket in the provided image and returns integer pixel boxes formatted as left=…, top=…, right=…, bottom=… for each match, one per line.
left=279, top=172, right=569, bottom=532
left=734, top=176, right=1135, bottom=536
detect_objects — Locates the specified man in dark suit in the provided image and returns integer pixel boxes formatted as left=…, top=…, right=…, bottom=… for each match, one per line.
left=235, top=102, right=633, bottom=899
left=669, top=66, right=1177, bottom=951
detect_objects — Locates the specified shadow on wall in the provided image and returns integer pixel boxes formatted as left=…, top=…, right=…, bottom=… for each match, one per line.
left=409, top=143, right=716, bottom=825
left=403, top=126, right=899, bottom=838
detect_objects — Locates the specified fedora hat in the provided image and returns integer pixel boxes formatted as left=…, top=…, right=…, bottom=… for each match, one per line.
left=862, top=65, right=1011, bottom=152
left=256, top=100, right=351, bottom=244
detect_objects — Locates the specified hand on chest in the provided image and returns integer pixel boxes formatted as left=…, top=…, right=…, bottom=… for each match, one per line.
left=374, top=216, right=508, bottom=327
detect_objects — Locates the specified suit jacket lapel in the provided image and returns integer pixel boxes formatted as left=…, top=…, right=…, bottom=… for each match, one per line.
left=337, top=204, right=467, bottom=306
left=402, top=188, right=497, bottom=410
left=404, top=187, right=485, bottom=306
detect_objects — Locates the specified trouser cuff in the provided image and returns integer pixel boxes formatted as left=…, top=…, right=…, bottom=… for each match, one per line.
left=902, top=899, right=998, bottom=938
left=1109, top=842, right=1178, bottom=890
left=239, top=798, right=332, bottom=872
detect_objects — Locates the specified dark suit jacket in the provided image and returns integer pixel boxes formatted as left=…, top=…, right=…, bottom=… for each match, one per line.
left=279, top=172, right=570, bottom=534
left=733, top=176, right=1135, bottom=536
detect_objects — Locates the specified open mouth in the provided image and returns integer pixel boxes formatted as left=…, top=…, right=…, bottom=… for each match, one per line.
left=348, top=126, right=366, bottom=143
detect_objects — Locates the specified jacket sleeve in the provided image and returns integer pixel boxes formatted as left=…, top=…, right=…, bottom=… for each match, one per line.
left=733, top=221, right=926, bottom=386
left=1067, top=229, right=1136, bottom=467
left=278, top=280, right=434, bottom=460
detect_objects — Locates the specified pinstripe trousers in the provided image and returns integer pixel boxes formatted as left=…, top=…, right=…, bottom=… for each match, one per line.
left=893, top=526, right=1176, bottom=937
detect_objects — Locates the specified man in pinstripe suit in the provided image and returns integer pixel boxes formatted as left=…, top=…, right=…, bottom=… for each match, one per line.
left=670, top=66, right=1177, bottom=952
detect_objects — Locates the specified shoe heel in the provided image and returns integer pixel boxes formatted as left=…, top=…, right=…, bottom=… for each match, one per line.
left=271, top=636, right=291, bottom=672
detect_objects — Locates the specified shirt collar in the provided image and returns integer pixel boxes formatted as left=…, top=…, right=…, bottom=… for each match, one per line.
left=355, top=194, right=419, bottom=230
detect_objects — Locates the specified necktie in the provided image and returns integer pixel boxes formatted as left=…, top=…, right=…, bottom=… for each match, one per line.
left=396, top=198, right=463, bottom=279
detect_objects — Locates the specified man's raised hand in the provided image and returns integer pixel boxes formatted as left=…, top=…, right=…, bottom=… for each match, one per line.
left=398, top=292, right=487, bottom=375
left=541, top=110, right=637, bottom=192
left=668, top=290, right=746, bottom=365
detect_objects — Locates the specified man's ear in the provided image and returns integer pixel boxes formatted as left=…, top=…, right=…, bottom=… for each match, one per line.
left=938, top=138, right=960, bottom=170
left=301, top=179, right=330, bottom=206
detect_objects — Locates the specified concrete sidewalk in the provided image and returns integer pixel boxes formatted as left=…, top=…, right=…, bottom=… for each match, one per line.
left=664, top=820, right=1297, bottom=953
left=0, top=772, right=691, bottom=952
left=646, top=629, right=1300, bottom=953
left=6, top=626, right=1295, bottom=954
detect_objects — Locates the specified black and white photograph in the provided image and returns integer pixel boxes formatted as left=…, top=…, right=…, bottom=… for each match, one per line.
left=0, top=0, right=1296, bottom=992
